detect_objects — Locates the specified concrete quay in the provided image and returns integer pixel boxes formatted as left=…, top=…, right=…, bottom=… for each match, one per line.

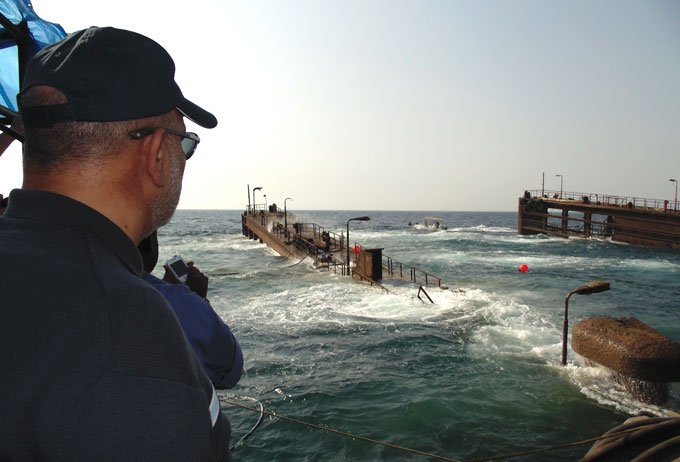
left=519, top=189, right=680, bottom=248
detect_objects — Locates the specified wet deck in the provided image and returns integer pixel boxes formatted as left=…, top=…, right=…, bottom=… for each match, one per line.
left=241, top=210, right=450, bottom=292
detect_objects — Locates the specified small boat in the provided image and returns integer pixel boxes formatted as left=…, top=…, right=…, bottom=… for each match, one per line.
left=409, top=216, right=448, bottom=231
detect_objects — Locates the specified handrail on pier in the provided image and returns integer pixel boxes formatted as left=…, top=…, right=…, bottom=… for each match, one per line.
left=526, top=189, right=679, bottom=212
left=417, top=286, right=434, bottom=303
left=244, top=209, right=450, bottom=288
left=382, top=255, right=444, bottom=288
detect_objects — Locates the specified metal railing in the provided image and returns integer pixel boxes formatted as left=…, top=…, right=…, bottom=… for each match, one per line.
left=245, top=209, right=449, bottom=288
left=382, top=255, right=445, bottom=288
left=525, top=190, right=678, bottom=212
left=417, top=286, right=434, bottom=303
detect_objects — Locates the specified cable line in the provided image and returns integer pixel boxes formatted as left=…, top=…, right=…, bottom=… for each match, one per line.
left=221, top=398, right=463, bottom=461
left=221, top=397, right=665, bottom=461
left=227, top=396, right=265, bottom=451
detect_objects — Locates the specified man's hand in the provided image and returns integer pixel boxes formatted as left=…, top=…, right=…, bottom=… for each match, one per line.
left=186, top=262, right=209, bottom=299
left=163, top=260, right=209, bottom=299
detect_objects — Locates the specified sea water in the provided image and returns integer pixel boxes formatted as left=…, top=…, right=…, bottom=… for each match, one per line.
left=157, top=210, right=679, bottom=461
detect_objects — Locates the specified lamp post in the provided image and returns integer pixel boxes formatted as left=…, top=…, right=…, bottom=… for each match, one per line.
left=252, top=186, right=262, bottom=213
left=263, top=194, right=267, bottom=211
left=284, top=197, right=292, bottom=240
left=541, top=171, right=545, bottom=197
left=561, top=280, right=611, bottom=366
left=556, top=174, right=563, bottom=198
left=346, top=216, right=370, bottom=275
left=670, top=179, right=678, bottom=211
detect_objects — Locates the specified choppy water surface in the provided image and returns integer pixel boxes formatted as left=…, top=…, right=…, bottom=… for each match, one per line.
left=158, top=210, right=679, bottom=461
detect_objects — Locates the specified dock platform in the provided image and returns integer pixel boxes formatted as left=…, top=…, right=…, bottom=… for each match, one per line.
left=518, top=190, right=680, bottom=248
left=241, top=208, right=449, bottom=292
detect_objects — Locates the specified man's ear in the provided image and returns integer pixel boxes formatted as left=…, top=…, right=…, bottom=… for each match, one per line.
left=142, top=128, right=169, bottom=187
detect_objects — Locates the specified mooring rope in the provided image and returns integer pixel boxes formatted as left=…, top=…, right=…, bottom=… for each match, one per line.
left=221, top=397, right=656, bottom=461
left=463, top=421, right=672, bottom=462
left=221, top=397, right=464, bottom=461
left=227, top=396, right=265, bottom=451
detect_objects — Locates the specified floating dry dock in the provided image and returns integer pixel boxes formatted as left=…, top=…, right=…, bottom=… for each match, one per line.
left=241, top=207, right=448, bottom=292
left=518, top=190, right=680, bottom=248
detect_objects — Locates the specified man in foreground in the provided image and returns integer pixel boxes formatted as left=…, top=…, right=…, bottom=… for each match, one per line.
left=0, top=27, right=232, bottom=460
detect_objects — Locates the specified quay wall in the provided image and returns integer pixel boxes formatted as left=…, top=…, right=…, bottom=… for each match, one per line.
left=518, top=191, right=680, bottom=249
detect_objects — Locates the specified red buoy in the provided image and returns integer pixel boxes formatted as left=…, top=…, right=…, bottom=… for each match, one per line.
left=519, top=264, right=529, bottom=273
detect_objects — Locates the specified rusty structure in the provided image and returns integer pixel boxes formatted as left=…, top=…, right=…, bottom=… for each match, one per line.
left=518, top=189, right=680, bottom=248
left=572, top=316, right=680, bottom=405
left=241, top=206, right=448, bottom=292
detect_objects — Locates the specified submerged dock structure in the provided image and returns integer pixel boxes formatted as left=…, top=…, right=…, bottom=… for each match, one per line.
left=518, top=190, right=680, bottom=248
left=241, top=206, right=448, bottom=293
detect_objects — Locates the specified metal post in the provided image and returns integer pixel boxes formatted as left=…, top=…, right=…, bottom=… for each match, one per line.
left=556, top=174, right=563, bottom=198
left=541, top=171, right=545, bottom=197
left=284, top=197, right=292, bottom=240
left=671, top=179, right=678, bottom=211
left=561, top=291, right=575, bottom=366
left=346, top=222, right=350, bottom=273
left=561, top=281, right=611, bottom=366
left=252, top=186, right=262, bottom=213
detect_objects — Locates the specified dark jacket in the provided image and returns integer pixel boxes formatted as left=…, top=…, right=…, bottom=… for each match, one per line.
left=0, top=189, right=232, bottom=461
left=144, top=273, right=243, bottom=389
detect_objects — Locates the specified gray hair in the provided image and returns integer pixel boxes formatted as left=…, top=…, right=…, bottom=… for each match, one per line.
left=19, top=86, right=171, bottom=173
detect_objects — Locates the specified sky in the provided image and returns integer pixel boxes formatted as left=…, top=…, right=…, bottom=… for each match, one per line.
left=1, top=0, right=679, bottom=211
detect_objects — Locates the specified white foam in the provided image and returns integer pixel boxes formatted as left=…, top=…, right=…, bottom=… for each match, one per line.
left=618, top=258, right=680, bottom=272
left=448, top=225, right=516, bottom=234
left=566, top=363, right=678, bottom=416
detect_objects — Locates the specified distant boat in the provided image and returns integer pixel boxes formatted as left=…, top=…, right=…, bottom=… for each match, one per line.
left=409, top=216, right=448, bottom=231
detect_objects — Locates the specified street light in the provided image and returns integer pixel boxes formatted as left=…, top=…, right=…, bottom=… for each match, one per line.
left=252, top=186, right=262, bottom=213
left=346, top=216, right=370, bottom=275
left=561, top=280, right=611, bottom=366
left=284, top=197, right=292, bottom=240
left=670, top=179, right=678, bottom=211
left=263, top=194, right=267, bottom=211
left=556, top=174, right=563, bottom=198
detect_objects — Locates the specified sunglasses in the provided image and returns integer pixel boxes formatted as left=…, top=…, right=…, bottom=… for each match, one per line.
left=129, top=127, right=200, bottom=160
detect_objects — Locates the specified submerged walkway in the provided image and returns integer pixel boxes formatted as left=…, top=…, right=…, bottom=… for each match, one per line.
left=241, top=209, right=449, bottom=292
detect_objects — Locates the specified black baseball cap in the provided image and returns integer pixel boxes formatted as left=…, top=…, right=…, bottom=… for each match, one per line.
left=19, top=26, right=217, bottom=129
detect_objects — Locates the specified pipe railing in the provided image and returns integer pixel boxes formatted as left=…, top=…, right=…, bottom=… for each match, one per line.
left=382, top=255, right=444, bottom=288
left=525, top=189, right=679, bottom=212
left=285, top=220, right=446, bottom=287
left=245, top=209, right=448, bottom=287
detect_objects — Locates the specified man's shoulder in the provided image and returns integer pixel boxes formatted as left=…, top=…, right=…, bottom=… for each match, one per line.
left=105, top=281, right=200, bottom=383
